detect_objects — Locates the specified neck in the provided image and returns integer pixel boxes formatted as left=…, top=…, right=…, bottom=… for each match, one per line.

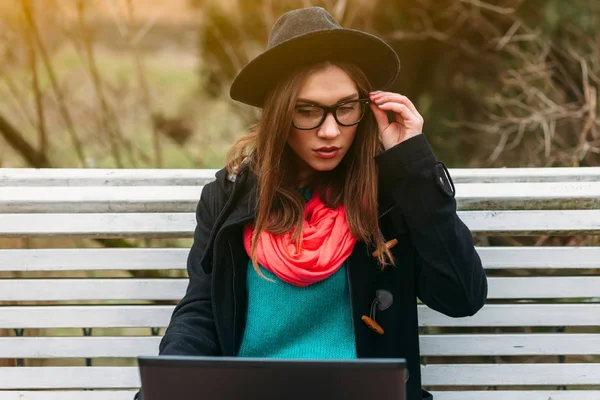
left=297, top=171, right=317, bottom=188
left=294, top=160, right=315, bottom=188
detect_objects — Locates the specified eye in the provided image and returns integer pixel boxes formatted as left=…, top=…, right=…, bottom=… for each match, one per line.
left=337, top=104, right=359, bottom=115
left=295, top=107, right=321, bottom=116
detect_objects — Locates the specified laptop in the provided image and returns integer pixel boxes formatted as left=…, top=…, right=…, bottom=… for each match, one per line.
left=138, top=356, right=407, bottom=400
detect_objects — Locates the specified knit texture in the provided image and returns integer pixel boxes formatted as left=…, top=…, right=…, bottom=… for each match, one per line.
left=237, top=262, right=357, bottom=359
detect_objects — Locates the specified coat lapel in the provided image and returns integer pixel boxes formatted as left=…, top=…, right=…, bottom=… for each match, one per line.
left=211, top=169, right=256, bottom=356
left=209, top=168, right=395, bottom=356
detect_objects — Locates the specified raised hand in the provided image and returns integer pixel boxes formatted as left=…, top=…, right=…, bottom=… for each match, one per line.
left=369, top=91, right=424, bottom=151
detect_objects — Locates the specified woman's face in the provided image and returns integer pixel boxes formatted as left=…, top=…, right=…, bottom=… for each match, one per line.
left=287, top=65, right=360, bottom=184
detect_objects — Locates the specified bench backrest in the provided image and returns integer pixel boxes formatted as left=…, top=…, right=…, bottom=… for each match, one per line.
left=1, top=167, right=600, bottom=400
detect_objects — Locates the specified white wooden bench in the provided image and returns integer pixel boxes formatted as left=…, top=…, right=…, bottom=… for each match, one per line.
left=1, top=167, right=600, bottom=400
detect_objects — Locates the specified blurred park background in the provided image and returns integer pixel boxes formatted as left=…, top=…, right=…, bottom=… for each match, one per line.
left=0, top=0, right=598, bottom=170
left=0, top=0, right=599, bottom=374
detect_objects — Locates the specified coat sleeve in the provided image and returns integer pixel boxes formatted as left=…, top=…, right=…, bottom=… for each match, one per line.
left=375, top=134, right=488, bottom=317
left=157, top=181, right=221, bottom=356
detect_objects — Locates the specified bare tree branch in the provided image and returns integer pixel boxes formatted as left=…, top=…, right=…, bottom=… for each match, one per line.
left=0, top=112, right=49, bottom=167
left=125, top=0, right=162, bottom=167
left=20, top=0, right=86, bottom=165
left=0, top=68, right=37, bottom=130
left=23, top=0, right=47, bottom=158
left=459, top=0, right=517, bottom=15
left=75, top=0, right=125, bottom=167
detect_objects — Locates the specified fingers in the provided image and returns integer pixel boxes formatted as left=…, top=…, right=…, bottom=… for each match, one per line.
left=369, top=102, right=391, bottom=132
left=368, top=91, right=424, bottom=149
left=376, top=103, right=419, bottom=126
left=370, top=91, right=423, bottom=121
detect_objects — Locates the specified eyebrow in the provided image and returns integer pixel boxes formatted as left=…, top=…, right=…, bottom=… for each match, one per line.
left=296, top=93, right=359, bottom=106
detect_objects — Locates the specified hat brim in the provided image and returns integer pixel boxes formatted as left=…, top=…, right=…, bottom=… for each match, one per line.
left=230, top=29, right=400, bottom=108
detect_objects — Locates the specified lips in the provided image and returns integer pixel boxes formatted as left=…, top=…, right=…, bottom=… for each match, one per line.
left=316, top=146, right=340, bottom=152
left=314, top=147, right=340, bottom=159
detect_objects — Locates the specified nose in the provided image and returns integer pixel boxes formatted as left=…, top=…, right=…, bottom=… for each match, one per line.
left=317, top=113, right=340, bottom=139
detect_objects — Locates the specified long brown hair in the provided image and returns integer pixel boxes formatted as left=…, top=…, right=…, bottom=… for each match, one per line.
left=226, top=61, right=394, bottom=278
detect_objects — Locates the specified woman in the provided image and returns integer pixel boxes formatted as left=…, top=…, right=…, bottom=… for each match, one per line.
left=155, top=7, right=487, bottom=400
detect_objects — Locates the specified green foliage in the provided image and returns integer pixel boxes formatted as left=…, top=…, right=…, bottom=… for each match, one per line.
left=541, top=0, right=595, bottom=33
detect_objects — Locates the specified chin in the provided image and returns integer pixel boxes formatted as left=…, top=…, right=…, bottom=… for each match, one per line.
left=307, top=158, right=342, bottom=172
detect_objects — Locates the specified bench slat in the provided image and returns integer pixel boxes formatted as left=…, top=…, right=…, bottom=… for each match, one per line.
left=0, top=248, right=189, bottom=271
left=420, top=304, right=600, bottom=327
left=0, top=391, right=597, bottom=400
left=421, top=363, right=600, bottom=386
left=0, top=392, right=138, bottom=400
left=0, top=367, right=138, bottom=389
left=486, top=277, right=600, bottom=299
left=420, top=334, right=600, bottom=356
left=458, top=210, right=600, bottom=234
left=3, top=182, right=600, bottom=213
left=0, top=337, right=160, bottom=358
left=476, top=247, right=600, bottom=269
left=0, top=213, right=195, bottom=238
left=0, top=168, right=218, bottom=187
left=2, top=334, right=600, bottom=358
left=1, top=277, right=599, bottom=301
left=2, top=364, right=599, bottom=389
left=2, top=210, right=600, bottom=237
left=2, top=167, right=599, bottom=185
left=0, top=279, right=187, bottom=301
left=431, top=392, right=600, bottom=400
left=457, top=182, right=600, bottom=210
left=1, top=304, right=598, bottom=328
left=0, top=306, right=173, bottom=328
left=0, top=186, right=202, bottom=213
left=449, top=167, right=600, bottom=183
left=2, top=247, right=599, bottom=271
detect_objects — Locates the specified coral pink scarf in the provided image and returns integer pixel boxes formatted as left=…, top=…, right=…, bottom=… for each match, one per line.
left=243, top=190, right=357, bottom=287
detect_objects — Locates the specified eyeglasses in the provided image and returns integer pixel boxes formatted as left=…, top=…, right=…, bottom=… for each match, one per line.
left=292, top=99, right=371, bottom=130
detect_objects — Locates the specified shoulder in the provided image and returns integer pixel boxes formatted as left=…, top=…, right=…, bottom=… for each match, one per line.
left=199, top=167, right=234, bottom=210
left=198, top=162, right=254, bottom=214
left=205, top=155, right=252, bottom=196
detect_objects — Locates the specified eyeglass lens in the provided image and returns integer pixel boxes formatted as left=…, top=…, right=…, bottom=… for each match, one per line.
left=293, top=100, right=367, bottom=130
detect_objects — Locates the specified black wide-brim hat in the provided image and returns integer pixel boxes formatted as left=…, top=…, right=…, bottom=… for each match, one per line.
left=230, top=7, right=400, bottom=108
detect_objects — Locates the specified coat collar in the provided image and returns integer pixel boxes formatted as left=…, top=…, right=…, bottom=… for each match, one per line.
left=223, top=170, right=258, bottom=228
left=223, top=170, right=396, bottom=227
left=199, top=166, right=256, bottom=274
left=200, top=165, right=397, bottom=274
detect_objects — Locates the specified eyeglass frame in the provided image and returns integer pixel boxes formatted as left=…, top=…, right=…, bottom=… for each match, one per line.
left=291, top=98, right=372, bottom=130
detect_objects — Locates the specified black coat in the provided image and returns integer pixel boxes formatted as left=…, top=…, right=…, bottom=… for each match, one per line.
left=156, top=135, right=488, bottom=400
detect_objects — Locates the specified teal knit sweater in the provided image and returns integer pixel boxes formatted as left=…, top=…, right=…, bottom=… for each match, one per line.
left=237, top=262, right=357, bottom=359
left=237, top=188, right=357, bottom=359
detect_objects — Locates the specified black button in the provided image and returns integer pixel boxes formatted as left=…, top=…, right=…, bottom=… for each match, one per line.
left=434, top=162, right=455, bottom=197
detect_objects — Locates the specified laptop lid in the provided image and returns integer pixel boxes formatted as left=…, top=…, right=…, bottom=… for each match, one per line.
left=138, top=356, right=407, bottom=400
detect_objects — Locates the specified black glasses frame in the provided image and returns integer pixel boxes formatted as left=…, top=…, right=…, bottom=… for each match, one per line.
left=292, top=99, right=372, bottom=130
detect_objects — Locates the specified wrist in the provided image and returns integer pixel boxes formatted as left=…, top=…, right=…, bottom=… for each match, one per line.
left=375, top=134, right=437, bottom=181
left=382, top=131, right=422, bottom=151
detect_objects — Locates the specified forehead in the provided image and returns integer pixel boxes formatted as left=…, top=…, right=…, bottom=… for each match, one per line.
left=297, top=65, right=358, bottom=104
